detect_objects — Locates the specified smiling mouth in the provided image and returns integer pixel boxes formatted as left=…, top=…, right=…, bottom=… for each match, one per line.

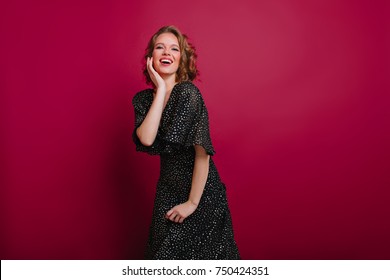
left=160, top=59, right=173, bottom=65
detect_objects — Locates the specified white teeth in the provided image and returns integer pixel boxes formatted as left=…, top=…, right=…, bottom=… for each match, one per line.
left=161, top=59, right=172, bottom=64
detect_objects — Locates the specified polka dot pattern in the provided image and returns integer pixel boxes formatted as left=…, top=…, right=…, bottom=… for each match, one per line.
left=132, top=82, right=240, bottom=259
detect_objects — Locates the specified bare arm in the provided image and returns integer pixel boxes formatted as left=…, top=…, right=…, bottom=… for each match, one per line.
left=166, top=145, right=210, bottom=223
left=188, top=145, right=210, bottom=206
left=136, top=57, right=167, bottom=146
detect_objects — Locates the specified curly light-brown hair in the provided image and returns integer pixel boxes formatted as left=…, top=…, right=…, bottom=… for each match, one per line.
left=143, top=26, right=198, bottom=85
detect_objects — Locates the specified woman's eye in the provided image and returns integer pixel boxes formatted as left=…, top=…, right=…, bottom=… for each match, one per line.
left=172, top=48, right=179, bottom=52
left=156, top=46, right=163, bottom=49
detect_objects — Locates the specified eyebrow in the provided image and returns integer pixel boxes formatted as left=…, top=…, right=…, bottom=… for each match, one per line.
left=155, top=42, right=180, bottom=48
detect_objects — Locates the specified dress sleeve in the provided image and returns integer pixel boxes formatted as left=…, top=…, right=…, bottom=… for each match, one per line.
left=132, top=90, right=163, bottom=155
left=158, top=82, right=216, bottom=155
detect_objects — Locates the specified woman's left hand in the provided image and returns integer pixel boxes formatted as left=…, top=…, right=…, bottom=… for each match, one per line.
left=166, top=201, right=198, bottom=223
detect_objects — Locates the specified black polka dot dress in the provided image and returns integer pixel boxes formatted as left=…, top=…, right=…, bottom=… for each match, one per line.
left=132, top=81, right=240, bottom=260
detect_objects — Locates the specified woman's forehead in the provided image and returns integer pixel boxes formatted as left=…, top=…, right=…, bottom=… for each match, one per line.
left=155, top=33, right=179, bottom=45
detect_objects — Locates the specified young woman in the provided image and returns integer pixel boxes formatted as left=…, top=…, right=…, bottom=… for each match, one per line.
left=132, top=26, right=240, bottom=259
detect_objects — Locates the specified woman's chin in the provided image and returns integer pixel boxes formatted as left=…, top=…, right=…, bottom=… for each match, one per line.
left=157, top=70, right=177, bottom=77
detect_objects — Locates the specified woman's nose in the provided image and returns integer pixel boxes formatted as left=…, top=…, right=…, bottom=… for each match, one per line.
left=162, top=49, right=171, bottom=55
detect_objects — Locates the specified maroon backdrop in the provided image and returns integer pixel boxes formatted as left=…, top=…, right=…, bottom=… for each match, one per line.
left=1, top=0, right=389, bottom=259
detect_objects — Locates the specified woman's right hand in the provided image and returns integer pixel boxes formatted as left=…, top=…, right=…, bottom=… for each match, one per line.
left=147, top=57, right=166, bottom=91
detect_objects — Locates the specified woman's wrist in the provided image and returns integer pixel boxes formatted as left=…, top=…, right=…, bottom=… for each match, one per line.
left=154, top=85, right=167, bottom=97
left=188, top=199, right=199, bottom=207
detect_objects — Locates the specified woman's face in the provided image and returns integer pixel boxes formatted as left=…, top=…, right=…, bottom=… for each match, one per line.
left=152, top=32, right=181, bottom=78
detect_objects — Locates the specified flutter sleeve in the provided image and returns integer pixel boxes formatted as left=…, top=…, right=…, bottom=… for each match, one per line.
left=132, top=89, right=163, bottom=155
left=158, top=82, right=216, bottom=155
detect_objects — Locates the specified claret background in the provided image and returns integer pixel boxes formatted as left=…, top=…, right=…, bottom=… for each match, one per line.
left=1, top=0, right=389, bottom=259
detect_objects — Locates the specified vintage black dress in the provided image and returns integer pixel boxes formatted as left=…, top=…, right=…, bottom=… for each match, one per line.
left=132, top=81, right=240, bottom=259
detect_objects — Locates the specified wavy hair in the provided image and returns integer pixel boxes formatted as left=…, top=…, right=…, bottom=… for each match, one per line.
left=143, top=26, right=198, bottom=85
